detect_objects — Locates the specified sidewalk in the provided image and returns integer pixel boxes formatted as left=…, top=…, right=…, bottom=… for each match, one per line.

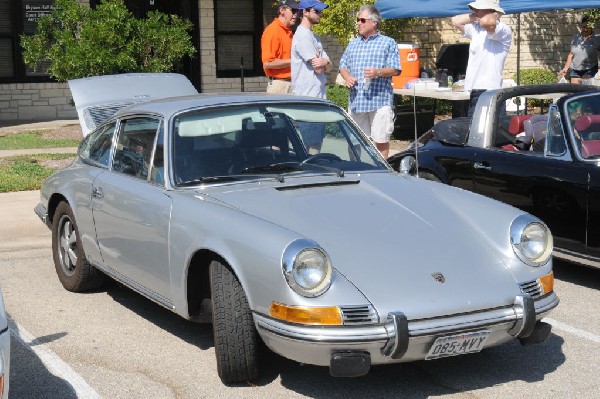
left=0, top=190, right=49, bottom=250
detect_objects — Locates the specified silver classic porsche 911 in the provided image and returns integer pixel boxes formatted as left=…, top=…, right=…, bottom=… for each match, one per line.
left=35, top=74, right=558, bottom=384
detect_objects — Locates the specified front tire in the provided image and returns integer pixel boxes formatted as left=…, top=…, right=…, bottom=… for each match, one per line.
left=51, top=201, right=104, bottom=292
left=210, top=260, right=259, bottom=384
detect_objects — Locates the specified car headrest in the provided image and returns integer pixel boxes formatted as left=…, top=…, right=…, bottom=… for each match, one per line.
left=574, top=114, right=600, bottom=133
left=508, top=115, right=533, bottom=135
left=581, top=139, right=600, bottom=158
left=238, top=120, right=287, bottom=149
left=523, top=115, right=548, bottom=137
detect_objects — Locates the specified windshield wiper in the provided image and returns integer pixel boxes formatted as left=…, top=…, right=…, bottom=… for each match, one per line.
left=178, top=176, right=241, bottom=186
left=240, top=162, right=304, bottom=174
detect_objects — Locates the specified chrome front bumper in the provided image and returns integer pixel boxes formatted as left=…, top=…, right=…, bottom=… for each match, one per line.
left=255, top=293, right=559, bottom=367
left=34, top=203, right=49, bottom=227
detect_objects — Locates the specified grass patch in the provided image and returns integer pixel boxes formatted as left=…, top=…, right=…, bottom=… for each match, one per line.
left=0, top=153, right=75, bottom=193
left=0, top=130, right=80, bottom=150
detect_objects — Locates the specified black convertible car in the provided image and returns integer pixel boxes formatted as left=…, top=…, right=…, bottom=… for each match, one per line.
left=388, top=84, right=600, bottom=269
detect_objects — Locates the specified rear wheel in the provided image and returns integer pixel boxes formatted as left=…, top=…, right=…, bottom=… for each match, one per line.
left=51, top=202, right=104, bottom=292
left=210, top=260, right=259, bottom=384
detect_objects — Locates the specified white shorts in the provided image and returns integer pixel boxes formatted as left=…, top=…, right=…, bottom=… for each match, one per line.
left=349, top=106, right=395, bottom=143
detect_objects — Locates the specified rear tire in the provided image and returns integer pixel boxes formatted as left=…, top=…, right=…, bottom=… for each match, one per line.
left=51, top=201, right=104, bottom=292
left=210, top=260, right=259, bottom=384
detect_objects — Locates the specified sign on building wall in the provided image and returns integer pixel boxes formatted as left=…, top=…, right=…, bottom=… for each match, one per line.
left=22, top=1, right=57, bottom=76
left=23, top=1, right=58, bottom=34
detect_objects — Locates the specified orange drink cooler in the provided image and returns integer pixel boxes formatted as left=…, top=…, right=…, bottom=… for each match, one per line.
left=392, top=43, right=420, bottom=89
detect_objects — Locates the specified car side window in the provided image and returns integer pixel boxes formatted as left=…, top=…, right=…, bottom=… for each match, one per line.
left=80, top=123, right=116, bottom=167
left=113, top=117, right=160, bottom=180
left=546, top=106, right=567, bottom=157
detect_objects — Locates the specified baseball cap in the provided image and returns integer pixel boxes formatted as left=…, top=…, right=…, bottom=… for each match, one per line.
left=277, top=0, right=298, bottom=10
left=298, top=0, right=329, bottom=12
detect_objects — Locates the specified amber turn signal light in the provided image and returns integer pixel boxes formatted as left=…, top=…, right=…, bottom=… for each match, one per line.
left=270, top=302, right=343, bottom=325
left=538, top=272, right=554, bottom=295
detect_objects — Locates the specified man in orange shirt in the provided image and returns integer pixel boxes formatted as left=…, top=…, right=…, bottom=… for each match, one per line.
left=261, top=0, right=299, bottom=93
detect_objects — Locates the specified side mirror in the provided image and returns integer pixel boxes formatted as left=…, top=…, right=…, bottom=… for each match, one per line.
left=399, top=156, right=417, bottom=175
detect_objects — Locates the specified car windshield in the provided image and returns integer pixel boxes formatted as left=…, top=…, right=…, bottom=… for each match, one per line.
left=566, top=93, right=600, bottom=160
left=171, top=103, right=387, bottom=185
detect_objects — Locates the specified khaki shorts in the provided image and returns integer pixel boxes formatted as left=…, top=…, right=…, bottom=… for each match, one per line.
left=267, top=79, right=292, bottom=94
left=349, top=106, right=395, bottom=143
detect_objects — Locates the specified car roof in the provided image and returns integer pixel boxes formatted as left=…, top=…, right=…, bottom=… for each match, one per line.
left=115, top=93, right=334, bottom=119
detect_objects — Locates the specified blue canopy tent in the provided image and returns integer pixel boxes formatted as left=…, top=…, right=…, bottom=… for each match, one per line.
left=375, top=0, right=600, bottom=18
left=374, top=0, right=600, bottom=82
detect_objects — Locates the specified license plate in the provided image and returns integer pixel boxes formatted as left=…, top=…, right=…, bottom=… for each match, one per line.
left=425, top=330, right=491, bottom=360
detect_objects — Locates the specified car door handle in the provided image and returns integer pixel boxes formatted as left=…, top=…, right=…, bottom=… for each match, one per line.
left=474, top=162, right=492, bottom=171
left=92, top=187, right=104, bottom=199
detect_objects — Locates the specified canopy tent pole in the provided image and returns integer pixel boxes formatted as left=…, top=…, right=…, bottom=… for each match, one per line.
left=516, top=13, right=521, bottom=86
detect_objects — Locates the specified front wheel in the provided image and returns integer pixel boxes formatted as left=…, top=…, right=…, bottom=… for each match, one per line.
left=51, top=201, right=104, bottom=292
left=210, top=260, right=259, bottom=384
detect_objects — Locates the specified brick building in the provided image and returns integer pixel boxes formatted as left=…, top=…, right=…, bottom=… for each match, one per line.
left=0, top=1, right=586, bottom=123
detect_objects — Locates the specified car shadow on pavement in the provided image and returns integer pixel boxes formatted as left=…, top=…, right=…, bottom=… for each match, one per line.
left=257, top=334, right=566, bottom=397
left=553, top=259, right=600, bottom=290
left=101, top=279, right=566, bottom=394
left=103, top=279, right=214, bottom=350
left=9, top=318, right=79, bottom=399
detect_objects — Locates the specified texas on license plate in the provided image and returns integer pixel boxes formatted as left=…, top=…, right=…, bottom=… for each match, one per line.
left=425, top=330, right=491, bottom=360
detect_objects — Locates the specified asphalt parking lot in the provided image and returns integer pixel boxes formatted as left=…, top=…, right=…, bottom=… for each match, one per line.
left=1, top=190, right=599, bottom=398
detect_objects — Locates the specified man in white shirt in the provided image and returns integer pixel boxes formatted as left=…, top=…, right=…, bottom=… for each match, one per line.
left=451, top=0, right=512, bottom=117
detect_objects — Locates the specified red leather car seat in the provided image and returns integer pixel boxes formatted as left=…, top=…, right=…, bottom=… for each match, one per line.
left=502, top=115, right=533, bottom=150
left=574, top=114, right=600, bottom=133
left=508, top=115, right=533, bottom=135
left=581, top=140, right=600, bottom=158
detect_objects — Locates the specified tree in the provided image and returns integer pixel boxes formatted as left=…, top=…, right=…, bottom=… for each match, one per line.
left=313, top=0, right=412, bottom=47
left=20, top=0, right=196, bottom=82
left=583, top=9, right=600, bottom=25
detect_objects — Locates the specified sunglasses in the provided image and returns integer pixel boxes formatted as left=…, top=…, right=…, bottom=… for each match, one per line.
left=356, top=18, right=371, bottom=23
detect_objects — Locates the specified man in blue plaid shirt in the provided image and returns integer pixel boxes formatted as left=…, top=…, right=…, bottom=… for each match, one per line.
left=339, top=4, right=400, bottom=158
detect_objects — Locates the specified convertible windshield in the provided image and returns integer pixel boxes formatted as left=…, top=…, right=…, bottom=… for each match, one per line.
left=171, top=103, right=386, bottom=185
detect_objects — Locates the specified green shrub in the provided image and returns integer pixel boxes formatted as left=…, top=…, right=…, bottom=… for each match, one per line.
left=513, top=68, right=557, bottom=108
left=327, top=85, right=349, bottom=110
left=20, top=0, right=196, bottom=81
left=513, top=68, right=557, bottom=85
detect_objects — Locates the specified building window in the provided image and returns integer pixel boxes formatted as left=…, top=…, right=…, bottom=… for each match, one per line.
left=0, top=0, right=55, bottom=83
left=215, top=0, right=262, bottom=78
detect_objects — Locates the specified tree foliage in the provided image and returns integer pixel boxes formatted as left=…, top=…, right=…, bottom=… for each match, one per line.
left=20, top=0, right=196, bottom=81
left=582, top=9, right=600, bottom=26
left=312, top=0, right=412, bottom=46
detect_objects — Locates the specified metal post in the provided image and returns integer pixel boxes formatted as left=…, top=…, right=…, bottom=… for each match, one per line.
left=240, top=56, right=245, bottom=92
left=517, top=13, right=521, bottom=86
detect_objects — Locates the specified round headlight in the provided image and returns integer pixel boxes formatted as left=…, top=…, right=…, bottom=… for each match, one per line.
left=283, top=239, right=332, bottom=297
left=511, top=215, right=553, bottom=266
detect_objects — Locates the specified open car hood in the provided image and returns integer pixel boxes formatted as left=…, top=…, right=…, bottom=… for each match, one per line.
left=68, top=73, right=198, bottom=136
